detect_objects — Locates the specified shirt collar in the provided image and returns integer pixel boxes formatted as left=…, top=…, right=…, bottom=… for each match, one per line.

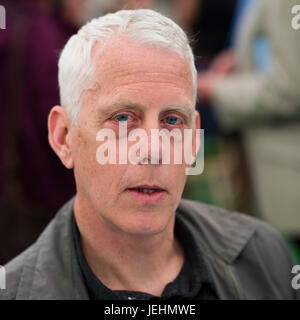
left=72, top=211, right=216, bottom=300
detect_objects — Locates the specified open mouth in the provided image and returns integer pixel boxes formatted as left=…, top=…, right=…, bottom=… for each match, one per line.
left=127, top=185, right=165, bottom=194
left=126, top=185, right=167, bottom=203
left=129, top=187, right=163, bottom=194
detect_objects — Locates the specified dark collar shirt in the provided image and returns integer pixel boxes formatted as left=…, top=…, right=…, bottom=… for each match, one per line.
left=72, top=212, right=218, bottom=300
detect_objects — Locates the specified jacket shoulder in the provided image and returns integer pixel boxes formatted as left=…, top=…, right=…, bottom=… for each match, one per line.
left=0, top=244, right=38, bottom=300
left=0, top=198, right=75, bottom=300
left=178, top=198, right=294, bottom=265
left=178, top=199, right=298, bottom=299
left=237, top=219, right=298, bottom=299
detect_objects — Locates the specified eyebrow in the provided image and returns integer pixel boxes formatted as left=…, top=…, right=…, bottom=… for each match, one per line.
left=98, top=100, right=195, bottom=124
left=98, top=101, right=145, bottom=118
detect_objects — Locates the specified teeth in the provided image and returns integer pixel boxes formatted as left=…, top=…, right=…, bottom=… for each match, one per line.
left=138, top=188, right=157, bottom=194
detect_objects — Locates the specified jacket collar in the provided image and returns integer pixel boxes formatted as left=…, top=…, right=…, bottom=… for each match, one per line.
left=16, top=198, right=89, bottom=300
left=177, top=199, right=258, bottom=265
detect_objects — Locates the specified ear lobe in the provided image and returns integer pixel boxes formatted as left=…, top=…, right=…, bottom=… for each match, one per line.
left=48, top=106, right=74, bottom=169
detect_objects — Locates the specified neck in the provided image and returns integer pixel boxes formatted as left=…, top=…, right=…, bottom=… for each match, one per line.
left=73, top=195, right=184, bottom=296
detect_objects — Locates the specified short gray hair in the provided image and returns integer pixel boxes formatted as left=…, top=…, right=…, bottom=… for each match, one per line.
left=58, top=9, right=197, bottom=123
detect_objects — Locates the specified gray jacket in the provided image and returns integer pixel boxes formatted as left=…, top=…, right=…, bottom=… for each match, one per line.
left=0, top=198, right=299, bottom=300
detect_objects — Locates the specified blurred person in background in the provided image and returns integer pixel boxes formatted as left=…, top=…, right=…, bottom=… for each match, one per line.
left=0, top=0, right=96, bottom=264
left=197, top=0, right=300, bottom=248
left=173, top=0, right=237, bottom=64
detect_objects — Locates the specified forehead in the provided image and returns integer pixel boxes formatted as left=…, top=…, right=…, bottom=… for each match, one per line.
left=90, top=36, right=194, bottom=101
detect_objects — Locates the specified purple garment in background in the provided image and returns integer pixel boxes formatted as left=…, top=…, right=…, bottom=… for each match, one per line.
left=21, top=4, right=77, bottom=208
left=0, top=1, right=77, bottom=263
left=0, top=2, right=76, bottom=209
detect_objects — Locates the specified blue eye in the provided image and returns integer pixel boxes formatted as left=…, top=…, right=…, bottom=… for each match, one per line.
left=116, top=114, right=130, bottom=122
left=165, top=116, right=180, bottom=125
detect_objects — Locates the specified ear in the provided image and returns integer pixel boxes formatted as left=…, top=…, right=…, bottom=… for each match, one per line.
left=48, top=106, right=74, bottom=169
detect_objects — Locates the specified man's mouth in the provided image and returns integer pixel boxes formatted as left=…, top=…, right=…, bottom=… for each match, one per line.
left=126, top=185, right=167, bottom=204
left=127, top=185, right=165, bottom=194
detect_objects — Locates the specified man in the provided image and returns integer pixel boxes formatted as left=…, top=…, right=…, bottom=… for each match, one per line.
left=1, top=9, right=298, bottom=300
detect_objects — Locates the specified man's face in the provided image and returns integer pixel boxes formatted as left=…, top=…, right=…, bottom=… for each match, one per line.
left=69, top=37, right=197, bottom=236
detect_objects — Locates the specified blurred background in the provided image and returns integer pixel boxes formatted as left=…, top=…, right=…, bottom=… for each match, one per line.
left=0, top=0, right=300, bottom=265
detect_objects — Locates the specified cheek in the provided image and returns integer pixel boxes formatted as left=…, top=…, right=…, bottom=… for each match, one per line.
left=162, top=164, right=186, bottom=191
left=73, top=132, right=94, bottom=168
left=172, top=165, right=187, bottom=193
left=74, top=146, right=129, bottom=203
left=177, top=167, right=187, bottom=184
left=72, top=131, right=100, bottom=191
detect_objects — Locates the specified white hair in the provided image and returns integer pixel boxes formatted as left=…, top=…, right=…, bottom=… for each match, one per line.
left=58, top=9, right=197, bottom=123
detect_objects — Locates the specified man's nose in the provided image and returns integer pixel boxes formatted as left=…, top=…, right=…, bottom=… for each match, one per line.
left=140, top=119, right=163, bottom=165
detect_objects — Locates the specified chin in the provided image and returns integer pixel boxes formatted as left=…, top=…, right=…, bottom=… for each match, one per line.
left=117, top=213, right=172, bottom=237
